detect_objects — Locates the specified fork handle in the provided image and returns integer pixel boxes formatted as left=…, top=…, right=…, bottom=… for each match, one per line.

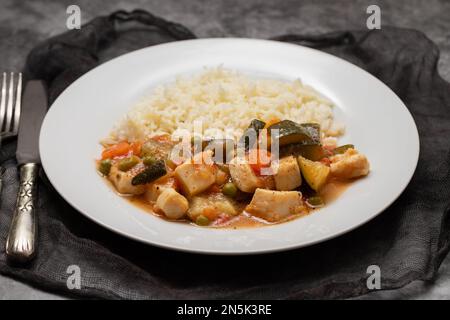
left=6, top=163, right=39, bottom=262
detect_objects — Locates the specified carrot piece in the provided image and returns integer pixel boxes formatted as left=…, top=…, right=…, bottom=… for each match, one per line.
left=131, top=141, right=142, bottom=157
left=264, top=117, right=281, bottom=128
left=101, top=141, right=131, bottom=160
left=202, top=207, right=218, bottom=220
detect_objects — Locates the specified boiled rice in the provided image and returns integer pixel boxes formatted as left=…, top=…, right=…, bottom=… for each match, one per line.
left=107, top=67, right=344, bottom=144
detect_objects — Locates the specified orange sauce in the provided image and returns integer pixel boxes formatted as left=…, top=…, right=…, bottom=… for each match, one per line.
left=99, top=157, right=351, bottom=229
left=319, top=179, right=350, bottom=203
left=124, top=180, right=349, bottom=229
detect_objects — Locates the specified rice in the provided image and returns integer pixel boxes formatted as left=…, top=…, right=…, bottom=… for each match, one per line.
left=107, top=67, right=344, bottom=143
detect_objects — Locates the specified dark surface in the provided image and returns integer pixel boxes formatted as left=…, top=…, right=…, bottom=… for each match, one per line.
left=0, top=1, right=448, bottom=297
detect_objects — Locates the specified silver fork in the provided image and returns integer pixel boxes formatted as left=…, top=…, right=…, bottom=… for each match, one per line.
left=0, top=72, right=23, bottom=194
left=0, top=72, right=22, bottom=140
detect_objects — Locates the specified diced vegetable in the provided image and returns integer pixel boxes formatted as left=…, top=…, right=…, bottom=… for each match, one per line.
left=188, top=194, right=237, bottom=222
left=214, top=199, right=237, bottom=216
left=174, top=153, right=216, bottom=196
left=222, top=182, right=238, bottom=198
left=165, top=158, right=178, bottom=170
left=239, top=119, right=266, bottom=150
left=98, top=159, right=112, bottom=176
left=195, top=215, right=210, bottom=226
left=249, top=119, right=266, bottom=131
left=298, top=156, right=330, bottom=191
left=279, top=144, right=327, bottom=161
left=132, top=160, right=167, bottom=185
left=143, top=155, right=157, bottom=166
left=298, top=145, right=327, bottom=161
left=130, top=141, right=142, bottom=157
left=202, top=207, right=218, bottom=220
left=208, top=185, right=222, bottom=193
left=141, top=139, right=173, bottom=160
left=99, top=114, right=371, bottom=229
left=263, top=118, right=281, bottom=128
left=333, top=144, right=355, bottom=155
left=268, top=120, right=321, bottom=147
left=101, top=141, right=141, bottom=160
left=245, top=189, right=305, bottom=222
left=272, top=156, right=302, bottom=191
left=155, top=188, right=189, bottom=219
left=229, top=157, right=262, bottom=193
left=118, top=155, right=140, bottom=172
left=101, top=141, right=131, bottom=160
left=215, top=168, right=229, bottom=185
left=306, top=196, right=325, bottom=208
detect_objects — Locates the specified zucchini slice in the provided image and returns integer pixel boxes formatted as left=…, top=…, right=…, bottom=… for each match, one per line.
left=132, top=160, right=167, bottom=185
left=333, top=144, right=355, bottom=155
left=268, top=120, right=321, bottom=147
left=298, top=156, right=330, bottom=191
left=280, top=144, right=326, bottom=161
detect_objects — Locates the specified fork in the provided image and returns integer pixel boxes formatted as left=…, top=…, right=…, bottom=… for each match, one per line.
left=0, top=72, right=22, bottom=140
left=0, top=72, right=23, bottom=194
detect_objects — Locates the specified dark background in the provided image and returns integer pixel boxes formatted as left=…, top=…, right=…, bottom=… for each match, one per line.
left=0, top=0, right=449, bottom=299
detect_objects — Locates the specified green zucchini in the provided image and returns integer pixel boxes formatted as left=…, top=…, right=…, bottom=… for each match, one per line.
left=333, top=144, right=354, bottom=155
left=280, top=144, right=326, bottom=161
left=131, top=160, right=167, bottom=185
left=268, top=120, right=320, bottom=147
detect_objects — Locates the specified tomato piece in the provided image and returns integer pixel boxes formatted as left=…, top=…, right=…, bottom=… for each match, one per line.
left=247, top=149, right=272, bottom=175
left=151, top=134, right=171, bottom=143
left=208, top=184, right=222, bottom=194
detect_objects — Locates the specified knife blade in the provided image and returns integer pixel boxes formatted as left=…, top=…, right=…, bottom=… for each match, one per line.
left=6, top=80, right=48, bottom=262
left=16, top=81, right=47, bottom=164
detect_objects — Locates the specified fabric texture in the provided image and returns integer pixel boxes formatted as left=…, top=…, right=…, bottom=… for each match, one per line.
left=0, top=10, right=449, bottom=299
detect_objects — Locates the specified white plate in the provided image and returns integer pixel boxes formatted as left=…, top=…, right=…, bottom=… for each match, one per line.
left=40, top=39, right=419, bottom=255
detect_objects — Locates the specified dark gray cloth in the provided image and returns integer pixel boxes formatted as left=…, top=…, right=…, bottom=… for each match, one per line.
left=0, top=10, right=449, bottom=299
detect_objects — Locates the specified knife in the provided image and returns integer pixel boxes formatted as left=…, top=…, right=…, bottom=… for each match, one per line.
left=6, top=81, right=47, bottom=262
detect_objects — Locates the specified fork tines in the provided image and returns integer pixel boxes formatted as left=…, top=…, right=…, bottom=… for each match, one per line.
left=0, top=72, right=22, bottom=138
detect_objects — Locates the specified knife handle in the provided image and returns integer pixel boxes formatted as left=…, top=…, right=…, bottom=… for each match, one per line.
left=6, top=163, right=39, bottom=262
